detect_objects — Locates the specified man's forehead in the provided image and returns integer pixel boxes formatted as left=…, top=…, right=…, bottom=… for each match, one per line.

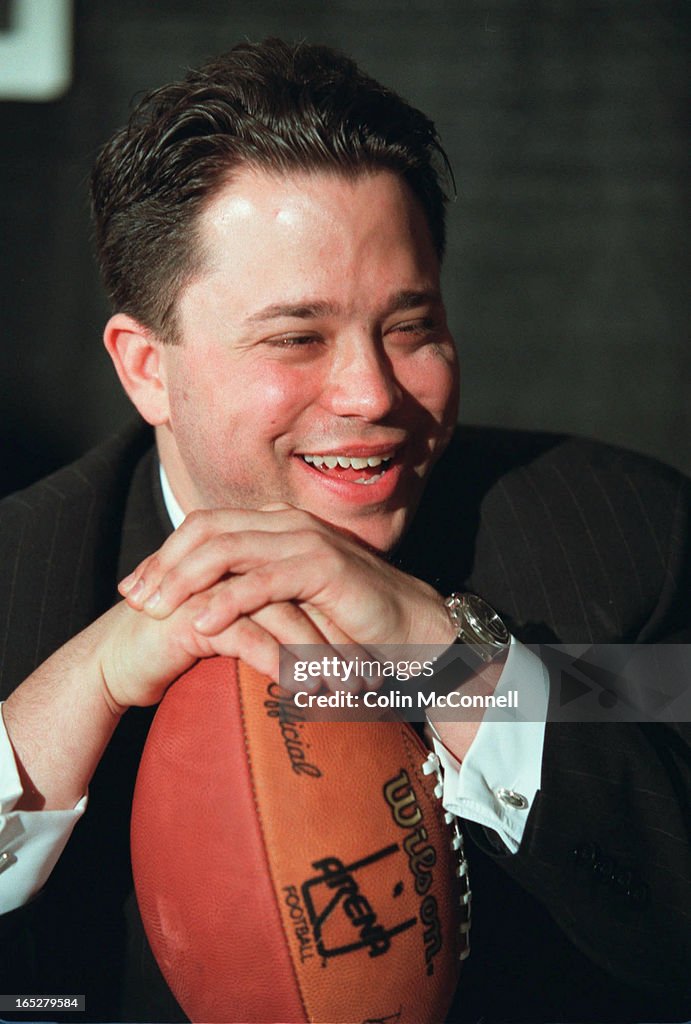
left=197, top=164, right=429, bottom=239
left=175, top=166, right=444, bottom=332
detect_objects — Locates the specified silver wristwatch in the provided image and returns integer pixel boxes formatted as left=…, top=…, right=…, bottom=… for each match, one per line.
left=443, top=593, right=511, bottom=663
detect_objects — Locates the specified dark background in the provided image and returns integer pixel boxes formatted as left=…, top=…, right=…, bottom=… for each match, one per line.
left=1, top=0, right=688, bottom=497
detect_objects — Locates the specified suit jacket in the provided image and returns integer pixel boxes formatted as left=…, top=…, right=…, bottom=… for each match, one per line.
left=1, top=420, right=689, bottom=1023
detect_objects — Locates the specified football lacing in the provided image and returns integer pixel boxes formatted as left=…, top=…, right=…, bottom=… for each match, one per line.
left=423, top=751, right=471, bottom=960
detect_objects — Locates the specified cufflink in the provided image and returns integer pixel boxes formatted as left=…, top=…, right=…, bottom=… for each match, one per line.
left=0, top=850, right=16, bottom=875
left=494, top=787, right=529, bottom=810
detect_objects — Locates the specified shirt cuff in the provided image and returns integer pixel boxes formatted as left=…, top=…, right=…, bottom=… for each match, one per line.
left=0, top=702, right=87, bottom=914
left=429, top=637, right=549, bottom=853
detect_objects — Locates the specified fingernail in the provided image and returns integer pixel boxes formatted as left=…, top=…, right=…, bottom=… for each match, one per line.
left=193, top=609, right=212, bottom=630
left=260, top=501, right=291, bottom=511
left=119, top=574, right=136, bottom=594
left=144, top=589, right=161, bottom=611
left=129, top=579, right=145, bottom=601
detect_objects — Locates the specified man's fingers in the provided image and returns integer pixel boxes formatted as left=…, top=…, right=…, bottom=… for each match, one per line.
left=125, top=530, right=329, bottom=618
left=299, top=603, right=353, bottom=646
left=204, top=604, right=342, bottom=682
left=192, top=557, right=332, bottom=635
left=119, top=555, right=157, bottom=598
left=249, top=603, right=370, bottom=696
left=249, top=602, right=329, bottom=690
left=206, top=603, right=361, bottom=691
left=118, top=507, right=330, bottom=610
left=250, top=601, right=326, bottom=645
left=205, top=615, right=281, bottom=680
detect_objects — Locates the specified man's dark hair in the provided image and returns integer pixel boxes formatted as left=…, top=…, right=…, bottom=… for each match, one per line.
left=91, top=38, right=453, bottom=341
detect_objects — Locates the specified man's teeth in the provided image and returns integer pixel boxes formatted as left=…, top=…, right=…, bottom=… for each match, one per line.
left=302, top=454, right=392, bottom=470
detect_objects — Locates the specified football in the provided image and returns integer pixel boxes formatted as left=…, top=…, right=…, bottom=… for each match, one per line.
left=131, top=656, right=465, bottom=1023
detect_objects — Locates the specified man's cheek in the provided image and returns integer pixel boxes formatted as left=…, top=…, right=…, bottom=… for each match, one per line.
left=258, top=369, right=317, bottom=429
left=405, top=369, right=458, bottom=430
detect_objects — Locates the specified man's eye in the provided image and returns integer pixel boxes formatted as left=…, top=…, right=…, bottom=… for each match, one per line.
left=389, top=317, right=438, bottom=339
left=266, top=335, right=321, bottom=348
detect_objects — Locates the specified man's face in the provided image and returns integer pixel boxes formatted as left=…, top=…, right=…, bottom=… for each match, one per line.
left=155, top=167, right=459, bottom=553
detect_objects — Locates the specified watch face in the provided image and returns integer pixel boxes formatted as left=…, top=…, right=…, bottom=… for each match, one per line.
left=464, top=594, right=511, bottom=646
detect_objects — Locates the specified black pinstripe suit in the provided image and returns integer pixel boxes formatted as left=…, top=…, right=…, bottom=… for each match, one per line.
left=1, top=421, right=689, bottom=1022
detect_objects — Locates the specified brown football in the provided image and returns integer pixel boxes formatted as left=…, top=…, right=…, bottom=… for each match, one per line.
left=131, top=656, right=463, bottom=1023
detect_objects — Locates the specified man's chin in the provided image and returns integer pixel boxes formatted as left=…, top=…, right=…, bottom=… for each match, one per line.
left=312, top=508, right=408, bottom=555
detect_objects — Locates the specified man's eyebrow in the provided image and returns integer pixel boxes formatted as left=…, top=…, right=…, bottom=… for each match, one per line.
left=246, top=301, right=340, bottom=323
left=245, top=290, right=443, bottom=324
left=383, top=289, right=443, bottom=316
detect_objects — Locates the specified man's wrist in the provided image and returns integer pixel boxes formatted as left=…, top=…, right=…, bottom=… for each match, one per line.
left=426, top=655, right=507, bottom=763
left=429, top=594, right=459, bottom=647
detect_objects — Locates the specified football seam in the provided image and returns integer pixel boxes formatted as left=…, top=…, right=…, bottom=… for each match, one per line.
left=237, top=673, right=313, bottom=1024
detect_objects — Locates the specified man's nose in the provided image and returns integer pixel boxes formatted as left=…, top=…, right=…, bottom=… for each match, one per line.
left=322, top=336, right=402, bottom=420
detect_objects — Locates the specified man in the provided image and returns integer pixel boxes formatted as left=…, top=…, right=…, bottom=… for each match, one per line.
left=0, top=39, right=689, bottom=1023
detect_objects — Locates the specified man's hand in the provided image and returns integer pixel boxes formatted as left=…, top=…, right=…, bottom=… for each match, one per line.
left=116, top=506, right=511, bottom=763
left=3, top=584, right=339, bottom=812
left=98, top=590, right=339, bottom=711
left=118, top=505, right=455, bottom=671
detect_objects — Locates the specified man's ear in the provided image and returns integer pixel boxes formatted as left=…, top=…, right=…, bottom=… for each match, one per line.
left=103, top=313, right=170, bottom=426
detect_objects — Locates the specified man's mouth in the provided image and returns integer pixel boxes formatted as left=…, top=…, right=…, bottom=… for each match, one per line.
left=298, top=452, right=394, bottom=485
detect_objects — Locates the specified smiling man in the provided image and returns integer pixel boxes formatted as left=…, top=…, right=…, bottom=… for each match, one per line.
left=0, top=39, right=689, bottom=1024
left=110, top=168, right=458, bottom=552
